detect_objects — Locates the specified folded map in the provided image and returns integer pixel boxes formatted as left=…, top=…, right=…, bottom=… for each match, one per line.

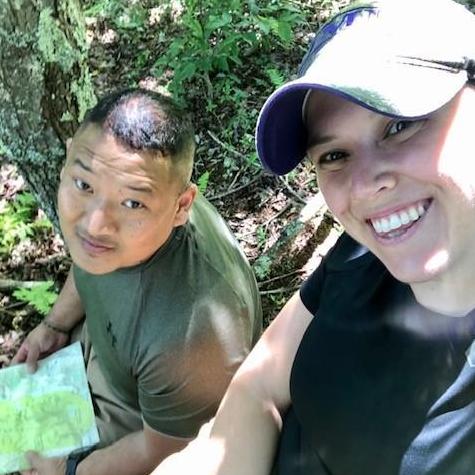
left=0, top=342, right=99, bottom=474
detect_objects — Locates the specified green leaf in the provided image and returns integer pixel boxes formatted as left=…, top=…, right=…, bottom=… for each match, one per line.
left=197, top=171, right=210, bottom=194
left=205, top=13, right=232, bottom=36
left=275, top=20, right=292, bottom=45
left=176, top=62, right=198, bottom=82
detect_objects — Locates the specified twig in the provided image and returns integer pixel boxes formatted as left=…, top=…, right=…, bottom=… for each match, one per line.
left=239, top=203, right=292, bottom=239
left=35, top=252, right=67, bottom=266
left=228, top=168, right=243, bottom=191
left=258, top=269, right=304, bottom=288
left=259, top=285, right=300, bottom=295
left=207, top=130, right=247, bottom=160
left=263, top=203, right=292, bottom=228
left=278, top=176, right=307, bottom=205
left=208, top=172, right=263, bottom=201
left=3, top=301, right=26, bottom=310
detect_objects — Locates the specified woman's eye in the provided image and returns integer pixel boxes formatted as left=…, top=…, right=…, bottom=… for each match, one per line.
left=385, top=119, right=422, bottom=139
left=73, top=178, right=91, bottom=192
left=123, top=199, right=144, bottom=210
left=317, top=150, right=349, bottom=169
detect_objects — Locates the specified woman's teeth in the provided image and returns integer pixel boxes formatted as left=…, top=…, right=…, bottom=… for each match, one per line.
left=370, top=202, right=428, bottom=234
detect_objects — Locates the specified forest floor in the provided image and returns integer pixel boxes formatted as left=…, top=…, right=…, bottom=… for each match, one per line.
left=0, top=1, right=347, bottom=368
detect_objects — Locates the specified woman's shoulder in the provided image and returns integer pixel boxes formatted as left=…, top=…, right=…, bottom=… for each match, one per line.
left=325, top=232, right=379, bottom=272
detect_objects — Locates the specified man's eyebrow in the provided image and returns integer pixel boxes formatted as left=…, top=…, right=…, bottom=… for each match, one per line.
left=73, top=158, right=93, bottom=172
left=126, top=184, right=154, bottom=194
left=306, top=134, right=336, bottom=151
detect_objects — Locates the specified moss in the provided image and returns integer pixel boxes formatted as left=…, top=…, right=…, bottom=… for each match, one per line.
left=0, top=139, right=12, bottom=160
left=36, top=1, right=96, bottom=121
left=59, top=0, right=89, bottom=52
left=71, top=69, right=97, bottom=121
left=38, top=7, right=77, bottom=71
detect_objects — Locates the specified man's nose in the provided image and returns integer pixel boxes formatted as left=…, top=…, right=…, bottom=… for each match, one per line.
left=349, top=149, right=398, bottom=202
left=83, top=199, right=117, bottom=236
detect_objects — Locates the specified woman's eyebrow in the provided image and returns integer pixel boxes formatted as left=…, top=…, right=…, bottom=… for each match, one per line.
left=307, top=133, right=336, bottom=151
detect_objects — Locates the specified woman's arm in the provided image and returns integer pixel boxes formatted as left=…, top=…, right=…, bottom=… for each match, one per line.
left=151, top=291, right=314, bottom=475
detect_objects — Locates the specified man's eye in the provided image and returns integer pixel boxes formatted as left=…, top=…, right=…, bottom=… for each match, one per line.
left=123, top=199, right=144, bottom=210
left=74, top=178, right=91, bottom=192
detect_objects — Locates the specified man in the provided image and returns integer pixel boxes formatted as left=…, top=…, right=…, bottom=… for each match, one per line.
left=13, top=89, right=262, bottom=475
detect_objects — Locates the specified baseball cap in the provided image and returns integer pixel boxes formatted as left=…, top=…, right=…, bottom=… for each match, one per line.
left=256, top=0, right=475, bottom=175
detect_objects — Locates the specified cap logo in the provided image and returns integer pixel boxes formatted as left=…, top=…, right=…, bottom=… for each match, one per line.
left=398, top=56, right=475, bottom=82
left=463, top=57, right=475, bottom=81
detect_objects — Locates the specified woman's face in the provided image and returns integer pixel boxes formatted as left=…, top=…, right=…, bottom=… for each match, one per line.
left=306, top=86, right=475, bottom=289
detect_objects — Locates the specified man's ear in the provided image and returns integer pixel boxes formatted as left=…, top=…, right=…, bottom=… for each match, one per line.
left=173, top=183, right=197, bottom=227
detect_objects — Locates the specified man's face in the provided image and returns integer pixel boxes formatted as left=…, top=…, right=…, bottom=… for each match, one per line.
left=58, top=124, right=194, bottom=274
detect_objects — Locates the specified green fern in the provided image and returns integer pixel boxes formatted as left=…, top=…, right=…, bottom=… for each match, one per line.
left=13, top=281, right=58, bottom=316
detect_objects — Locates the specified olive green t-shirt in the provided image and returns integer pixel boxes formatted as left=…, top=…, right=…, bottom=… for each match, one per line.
left=74, top=193, right=262, bottom=438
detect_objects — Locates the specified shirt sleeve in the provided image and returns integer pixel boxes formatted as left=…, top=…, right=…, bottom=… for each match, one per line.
left=299, top=257, right=327, bottom=316
left=300, top=232, right=374, bottom=316
left=136, top=284, right=254, bottom=438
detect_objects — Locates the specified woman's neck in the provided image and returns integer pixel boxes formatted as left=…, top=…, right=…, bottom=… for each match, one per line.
left=411, top=275, right=475, bottom=317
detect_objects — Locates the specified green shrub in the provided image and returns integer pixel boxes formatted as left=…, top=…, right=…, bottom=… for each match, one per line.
left=153, top=0, right=303, bottom=98
left=0, top=192, right=52, bottom=254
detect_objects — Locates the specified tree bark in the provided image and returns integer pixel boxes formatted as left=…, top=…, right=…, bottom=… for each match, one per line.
left=0, top=0, right=95, bottom=231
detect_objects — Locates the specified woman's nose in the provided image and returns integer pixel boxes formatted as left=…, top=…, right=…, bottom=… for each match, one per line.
left=349, top=150, right=398, bottom=202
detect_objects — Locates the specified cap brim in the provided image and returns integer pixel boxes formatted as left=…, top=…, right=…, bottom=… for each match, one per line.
left=256, top=65, right=466, bottom=176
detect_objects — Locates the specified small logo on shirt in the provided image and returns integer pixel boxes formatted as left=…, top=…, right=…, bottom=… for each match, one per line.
left=466, top=340, right=475, bottom=368
left=106, top=320, right=117, bottom=349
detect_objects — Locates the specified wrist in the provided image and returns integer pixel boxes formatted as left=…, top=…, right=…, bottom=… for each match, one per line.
left=65, top=447, right=95, bottom=475
left=42, top=318, right=70, bottom=335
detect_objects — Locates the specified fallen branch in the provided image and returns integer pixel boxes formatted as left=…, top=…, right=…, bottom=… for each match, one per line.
left=253, top=191, right=329, bottom=278
left=258, top=269, right=304, bottom=288
left=278, top=176, right=307, bottom=205
left=260, top=286, right=300, bottom=295
left=0, top=279, right=48, bottom=292
left=208, top=172, right=263, bottom=201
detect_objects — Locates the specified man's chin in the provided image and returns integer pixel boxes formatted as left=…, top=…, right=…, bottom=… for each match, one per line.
left=69, top=250, right=119, bottom=275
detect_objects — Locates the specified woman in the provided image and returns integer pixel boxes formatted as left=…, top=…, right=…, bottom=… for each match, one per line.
left=152, top=0, right=475, bottom=473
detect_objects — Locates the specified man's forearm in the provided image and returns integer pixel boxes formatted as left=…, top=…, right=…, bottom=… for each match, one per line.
left=46, top=268, right=84, bottom=330
left=77, top=429, right=188, bottom=475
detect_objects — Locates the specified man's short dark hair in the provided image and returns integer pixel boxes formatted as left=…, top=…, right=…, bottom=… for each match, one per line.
left=83, top=89, right=195, bottom=186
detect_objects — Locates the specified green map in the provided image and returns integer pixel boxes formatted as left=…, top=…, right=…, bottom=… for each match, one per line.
left=0, top=342, right=99, bottom=474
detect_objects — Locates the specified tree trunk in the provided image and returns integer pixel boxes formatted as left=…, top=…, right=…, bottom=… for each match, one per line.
left=0, top=0, right=96, bottom=231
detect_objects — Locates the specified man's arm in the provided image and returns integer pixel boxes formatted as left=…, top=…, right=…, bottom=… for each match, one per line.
left=12, top=267, right=84, bottom=371
left=151, top=291, right=314, bottom=475
left=76, top=423, right=189, bottom=475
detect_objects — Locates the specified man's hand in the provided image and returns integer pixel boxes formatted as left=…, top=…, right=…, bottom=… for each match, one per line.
left=12, top=268, right=84, bottom=372
left=11, top=322, right=69, bottom=373
left=22, top=451, right=66, bottom=475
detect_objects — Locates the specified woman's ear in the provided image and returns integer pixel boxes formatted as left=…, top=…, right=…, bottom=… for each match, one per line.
left=173, top=183, right=197, bottom=227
